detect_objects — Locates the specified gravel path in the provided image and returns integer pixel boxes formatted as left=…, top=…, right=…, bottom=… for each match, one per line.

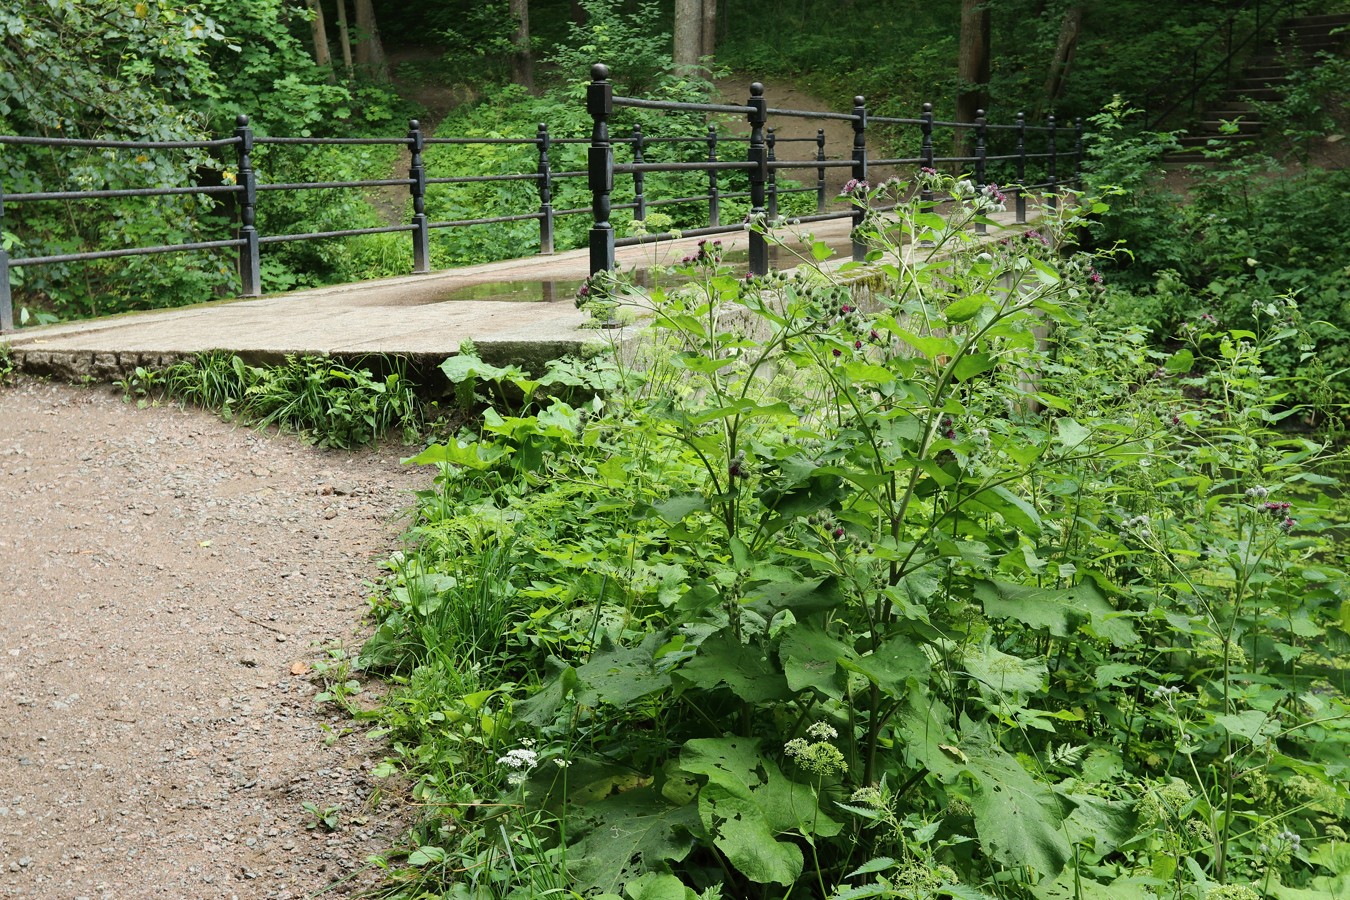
left=0, top=379, right=427, bottom=899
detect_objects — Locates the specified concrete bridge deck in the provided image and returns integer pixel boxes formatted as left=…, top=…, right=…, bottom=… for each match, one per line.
left=0, top=210, right=1036, bottom=382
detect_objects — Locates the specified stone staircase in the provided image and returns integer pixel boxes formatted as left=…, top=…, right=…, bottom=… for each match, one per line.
left=1174, top=11, right=1350, bottom=152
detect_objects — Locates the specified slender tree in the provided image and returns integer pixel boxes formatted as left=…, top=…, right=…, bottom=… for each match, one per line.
left=304, top=0, right=335, bottom=82
left=334, top=0, right=354, bottom=76
left=510, top=0, right=536, bottom=93
left=353, top=0, right=388, bottom=81
left=674, top=0, right=702, bottom=73
left=956, top=0, right=990, bottom=156
left=701, top=0, right=717, bottom=69
left=1042, top=5, right=1083, bottom=112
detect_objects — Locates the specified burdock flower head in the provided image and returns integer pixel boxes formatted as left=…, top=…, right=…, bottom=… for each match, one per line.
left=840, top=178, right=870, bottom=197
left=977, top=182, right=1008, bottom=212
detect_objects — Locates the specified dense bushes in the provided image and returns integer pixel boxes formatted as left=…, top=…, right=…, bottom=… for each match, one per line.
left=1081, top=102, right=1350, bottom=418
left=354, top=177, right=1349, bottom=899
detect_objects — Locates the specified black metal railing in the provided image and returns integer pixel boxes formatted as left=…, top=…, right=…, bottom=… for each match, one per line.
left=0, top=72, right=1086, bottom=333
left=585, top=65, right=1084, bottom=277
left=0, top=115, right=759, bottom=332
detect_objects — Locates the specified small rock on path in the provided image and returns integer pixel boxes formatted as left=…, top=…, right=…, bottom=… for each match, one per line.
left=0, top=379, right=426, bottom=898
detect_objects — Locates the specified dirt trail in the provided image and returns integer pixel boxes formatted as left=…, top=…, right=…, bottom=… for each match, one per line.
left=714, top=76, right=860, bottom=199
left=0, top=379, right=426, bottom=899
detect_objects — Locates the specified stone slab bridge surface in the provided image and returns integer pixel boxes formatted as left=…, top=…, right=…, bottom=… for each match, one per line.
left=1, top=211, right=1033, bottom=383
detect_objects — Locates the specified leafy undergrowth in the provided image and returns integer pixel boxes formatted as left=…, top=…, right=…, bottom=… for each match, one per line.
left=119, top=351, right=425, bottom=449
left=356, top=175, right=1350, bottom=900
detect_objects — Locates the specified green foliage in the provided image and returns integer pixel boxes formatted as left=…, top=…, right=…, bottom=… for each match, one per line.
left=546, top=0, right=679, bottom=98
left=361, top=177, right=1350, bottom=898
left=134, top=351, right=424, bottom=448
left=1081, top=102, right=1350, bottom=416
left=0, top=0, right=410, bottom=321
left=0, top=343, right=13, bottom=384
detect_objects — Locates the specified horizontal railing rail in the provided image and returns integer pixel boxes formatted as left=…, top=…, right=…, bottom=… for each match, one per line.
left=585, top=64, right=1084, bottom=277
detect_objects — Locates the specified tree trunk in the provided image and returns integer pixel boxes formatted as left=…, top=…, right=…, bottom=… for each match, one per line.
left=673, top=0, right=702, bottom=73
left=955, top=0, right=991, bottom=159
left=335, top=0, right=354, bottom=76
left=1042, top=6, right=1083, bottom=111
left=701, top=0, right=718, bottom=70
left=305, top=0, right=334, bottom=82
left=509, top=0, right=536, bottom=94
left=353, top=0, right=388, bottom=81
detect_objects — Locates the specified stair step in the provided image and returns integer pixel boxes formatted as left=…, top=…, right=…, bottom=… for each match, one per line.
left=1198, top=121, right=1258, bottom=133
left=1225, top=87, right=1283, bottom=101
left=1284, top=13, right=1350, bottom=29
left=1175, top=132, right=1255, bottom=148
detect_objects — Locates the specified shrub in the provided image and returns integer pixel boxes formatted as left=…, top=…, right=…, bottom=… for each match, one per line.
left=360, top=176, right=1349, bottom=898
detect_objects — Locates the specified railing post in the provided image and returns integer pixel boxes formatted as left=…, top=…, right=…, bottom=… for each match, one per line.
left=1074, top=117, right=1085, bottom=190
left=746, top=81, right=768, bottom=276
left=1046, top=114, right=1058, bottom=213
left=0, top=182, right=12, bottom=333
left=234, top=114, right=261, bottom=297
left=850, top=94, right=867, bottom=263
left=766, top=127, right=779, bottom=220
left=537, top=122, right=554, bottom=254
left=587, top=64, right=615, bottom=276
left=920, top=102, right=935, bottom=204
left=974, top=109, right=988, bottom=234
left=815, top=128, right=826, bottom=213
left=631, top=124, right=647, bottom=222
left=706, top=124, right=720, bottom=228
left=1015, top=112, right=1027, bottom=225
left=408, top=119, right=430, bottom=273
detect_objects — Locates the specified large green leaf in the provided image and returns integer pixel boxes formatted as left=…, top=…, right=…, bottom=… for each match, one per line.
left=679, top=736, right=768, bottom=797
left=967, top=485, right=1042, bottom=534
left=678, top=634, right=792, bottom=703
left=964, top=732, right=1072, bottom=881
left=963, top=643, right=1047, bottom=696
left=944, top=293, right=988, bottom=323
left=1033, top=873, right=1157, bottom=900
left=779, top=625, right=855, bottom=697
left=402, top=439, right=511, bottom=470
left=679, top=737, right=840, bottom=837
left=893, top=687, right=961, bottom=780
left=839, top=634, right=930, bottom=699
left=698, top=783, right=803, bottom=886
left=1214, top=709, right=1277, bottom=746
left=652, top=494, right=709, bottom=524
left=743, top=575, right=846, bottom=615
left=1054, top=417, right=1091, bottom=452
left=575, top=635, right=672, bottom=709
left=623, top=873, right=699, bottom=900
left=1060, top=792, right=1135, bottom=857
left=565, top=788, right=699, bottom=895
left=514, top=656, right=578, bottom=727
left=974, top=580, right=1139, bottom=648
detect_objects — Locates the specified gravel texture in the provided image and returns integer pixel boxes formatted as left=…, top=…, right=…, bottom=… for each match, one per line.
left=0, top=378, right=426, bottom=899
